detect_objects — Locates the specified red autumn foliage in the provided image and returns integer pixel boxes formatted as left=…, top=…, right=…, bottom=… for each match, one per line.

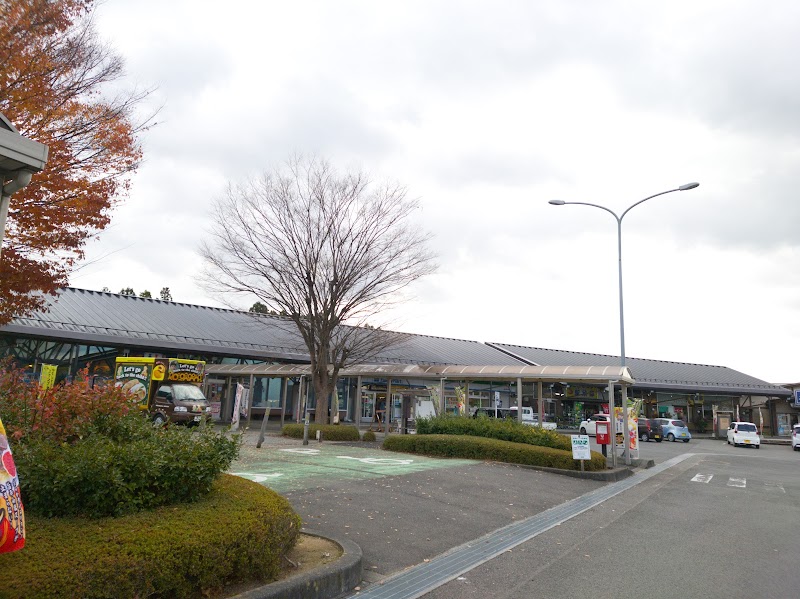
left=0, top=359, right=136, bottom=444
left=0, top=0, right=150, bottom=324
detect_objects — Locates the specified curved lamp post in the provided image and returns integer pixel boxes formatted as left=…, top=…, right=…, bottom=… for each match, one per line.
left=549, top=182, right=699, bottom=464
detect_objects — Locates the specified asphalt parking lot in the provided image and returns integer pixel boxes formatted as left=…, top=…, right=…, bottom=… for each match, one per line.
left=230, top=431, right=607, bottom=579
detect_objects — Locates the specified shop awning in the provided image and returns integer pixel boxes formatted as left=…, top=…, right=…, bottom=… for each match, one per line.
left=205, top=363, right=635, bottom=385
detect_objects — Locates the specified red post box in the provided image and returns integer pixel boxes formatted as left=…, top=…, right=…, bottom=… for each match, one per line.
left=596, top=421, right=610, bottom=445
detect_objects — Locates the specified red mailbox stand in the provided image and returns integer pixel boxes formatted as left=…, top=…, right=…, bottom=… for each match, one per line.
left=596, top=421, right=610, bottom=445
left=596, top=420, right=610, bottom=459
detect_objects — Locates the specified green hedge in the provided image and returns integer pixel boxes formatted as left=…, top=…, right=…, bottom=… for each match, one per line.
left=416, top=415, right=572, bottom=451
left=384, top=434, right=606, bottom=471
left=14, top=415, right=240, bottom=518
left=0, top=474, right=301, bottom=599
left=282, top=423, right=360, bottom=441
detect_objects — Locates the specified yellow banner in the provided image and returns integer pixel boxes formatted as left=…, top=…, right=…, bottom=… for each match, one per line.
left=39, top=364, right=57, bottom=389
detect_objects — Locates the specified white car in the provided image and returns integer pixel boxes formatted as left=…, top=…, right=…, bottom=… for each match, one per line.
left=579, top=414, right=611, bottom=436
left=507, top=406, right=558, bottom=430
left=727, top=421, right=760, bottom=449
left=792, top=425, right=800, bottom=451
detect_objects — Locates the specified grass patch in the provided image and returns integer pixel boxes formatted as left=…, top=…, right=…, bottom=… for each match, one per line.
left=0, top=474, right=301, bottom=599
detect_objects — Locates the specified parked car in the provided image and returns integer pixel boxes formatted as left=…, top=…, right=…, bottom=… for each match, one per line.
left=637, top=418, right=663, bottom=442
left=507, top=406, right=558, bottom=430
left=726, top=421, right=760, bottom=449
left=792, top=425, right=800, bottom=451
left=579, top=413, right=611, bottom=436
left=473, top=407, right=509, bottom=419
left=655, top=418, right=692, bottom=443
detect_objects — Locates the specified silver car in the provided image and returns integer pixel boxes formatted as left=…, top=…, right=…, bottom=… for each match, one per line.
left=655, top=418, right=692, bottom=443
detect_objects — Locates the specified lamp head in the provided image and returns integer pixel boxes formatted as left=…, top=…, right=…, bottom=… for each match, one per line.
left=548, top=199, right=566, bottom=205
left=678, top=182, right=699, bottom=191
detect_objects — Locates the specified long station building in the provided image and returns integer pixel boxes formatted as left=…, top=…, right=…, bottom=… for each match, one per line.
left=0, top=288, right=796, bottom=437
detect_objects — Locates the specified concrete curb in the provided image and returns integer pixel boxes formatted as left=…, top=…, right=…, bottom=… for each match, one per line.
left=499, top=461, right=641, bottom=482
left=227, top=529, right=362, bottom=599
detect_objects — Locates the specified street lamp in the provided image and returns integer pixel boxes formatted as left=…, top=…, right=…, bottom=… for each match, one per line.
left=549, top=182, right=699, bottom=464
left=0, top=112, right=49, bottom=261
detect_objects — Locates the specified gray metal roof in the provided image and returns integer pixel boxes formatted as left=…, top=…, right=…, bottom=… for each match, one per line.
left=1, top=288, right=790, bottom=396
left=2, top=288, right=521, bottom=366
left=4, top=288, right=310, bottom=362
left=488, top=342, right=790, bottom=397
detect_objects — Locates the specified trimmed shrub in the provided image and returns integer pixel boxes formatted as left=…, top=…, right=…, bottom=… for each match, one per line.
left=415, top=414, right=571, bottom=451
left=0, top=474, right=302, bottom=599
left=14, top=413, right=241, bottom=518
left=282, top=423, right=360, bottom=441
left=384, top=433, right=606, bottom=471
left=362, top=430, right=377, bottom=442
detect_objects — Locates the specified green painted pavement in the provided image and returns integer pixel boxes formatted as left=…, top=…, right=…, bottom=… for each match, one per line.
left=230, top=443, right=477, bottom=492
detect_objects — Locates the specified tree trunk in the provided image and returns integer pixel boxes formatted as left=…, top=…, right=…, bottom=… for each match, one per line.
left=313, top=367, right=331, bottom=425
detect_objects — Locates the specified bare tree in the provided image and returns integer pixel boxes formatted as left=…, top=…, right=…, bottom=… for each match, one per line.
left=200, top=157, right=437, bottom=424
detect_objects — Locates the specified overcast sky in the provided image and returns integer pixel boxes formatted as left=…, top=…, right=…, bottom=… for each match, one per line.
left=72, top=0, right=799, bottom=384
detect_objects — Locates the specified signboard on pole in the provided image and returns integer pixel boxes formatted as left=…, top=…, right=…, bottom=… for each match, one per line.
left=39, top=364, right=57, bottom=390
left=571, top=435, right=591, bottom=460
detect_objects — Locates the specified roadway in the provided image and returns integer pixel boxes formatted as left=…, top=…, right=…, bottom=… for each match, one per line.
left=230, top=432, right=800, bottom=598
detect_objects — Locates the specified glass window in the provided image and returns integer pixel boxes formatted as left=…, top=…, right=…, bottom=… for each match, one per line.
left=172, top=384, right=206, bottom=401
left=737, top=423, right=757, bottom=432
left=673, top=420, right=686, bottom=427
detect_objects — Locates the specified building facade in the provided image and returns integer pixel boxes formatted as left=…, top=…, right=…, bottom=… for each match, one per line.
left=0, top=288, right=794, bottom=435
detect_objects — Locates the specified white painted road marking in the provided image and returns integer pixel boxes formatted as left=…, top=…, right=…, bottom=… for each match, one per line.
left=280, top=448, right=322, bottom=455
left=727, top=477, right=747, bottom=488
left=231, top=472, right=284, bottom=483
left=336, top=456, right=415, bottom=465
left=764, top=481, right=786, bottom=493
left=691, top=473, right=714, bottom=483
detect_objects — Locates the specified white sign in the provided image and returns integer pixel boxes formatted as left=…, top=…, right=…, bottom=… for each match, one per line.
left=571, top=435, right=591, bottom=460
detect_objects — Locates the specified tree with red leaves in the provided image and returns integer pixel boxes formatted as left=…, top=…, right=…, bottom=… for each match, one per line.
left=0, top=0, right=150, bottom=323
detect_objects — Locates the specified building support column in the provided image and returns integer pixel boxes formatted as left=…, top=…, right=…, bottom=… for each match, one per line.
left=537, top=381, right=544, bottom=424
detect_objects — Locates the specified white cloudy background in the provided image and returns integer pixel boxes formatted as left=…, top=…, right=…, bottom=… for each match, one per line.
left=71, top=0, right=800, bottom=383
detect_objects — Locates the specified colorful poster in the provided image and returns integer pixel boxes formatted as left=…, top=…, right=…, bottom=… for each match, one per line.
left=39, top=363, right=57, bottom=390
left=114, top=360, right=153, bottom=409
left=0, top=416, right=25, bottom=553
left=614, top=406, right=639, bottom=451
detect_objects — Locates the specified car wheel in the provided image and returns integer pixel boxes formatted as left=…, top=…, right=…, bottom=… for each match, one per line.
left=641, top=432, right=649, bottom=442
left=152, top=413, right=167, bottom=427
left=668, top=433, right=675, bottom=442
left=580, top=427, right=587, bottom=434
left=683, top=439, right=690, bottom=443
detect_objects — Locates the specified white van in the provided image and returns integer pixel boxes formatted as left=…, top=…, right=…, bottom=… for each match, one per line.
left=508, top=406, right=557, bottom=430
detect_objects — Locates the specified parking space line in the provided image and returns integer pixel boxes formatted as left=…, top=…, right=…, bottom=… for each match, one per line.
left=727, top=477, right=747, bottom=488
left=691, top=473, right=713, bottom=483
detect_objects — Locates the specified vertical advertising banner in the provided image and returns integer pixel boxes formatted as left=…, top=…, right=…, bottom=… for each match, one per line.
left=231, top=383, right=246, bottom=430
left=39, top=364, right=57, bottom=390
left=614, top=406, right=639, bottom=451
left=0, top=416, right=25, bottom=553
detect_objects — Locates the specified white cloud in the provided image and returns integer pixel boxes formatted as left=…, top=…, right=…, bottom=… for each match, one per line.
left=70, top=0, right=800, bottom=384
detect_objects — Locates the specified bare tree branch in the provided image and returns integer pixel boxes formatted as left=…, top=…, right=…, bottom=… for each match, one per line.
left=199, top=156, right=437, bottom=424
